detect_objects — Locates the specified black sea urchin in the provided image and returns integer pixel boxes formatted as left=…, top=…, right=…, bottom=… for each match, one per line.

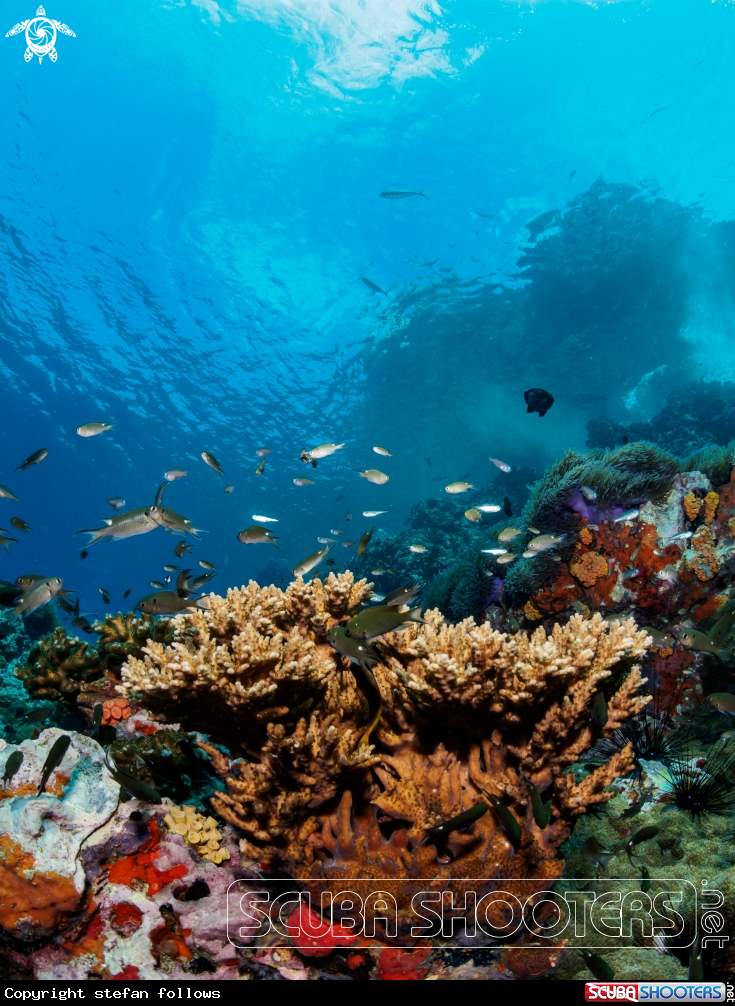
left=664, top=737, right=735, bottom=820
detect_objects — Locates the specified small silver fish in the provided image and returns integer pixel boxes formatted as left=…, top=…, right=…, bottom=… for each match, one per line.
left=201, top=451, right=226, bottom=477
left=496, top=553, right=517, bottom=564
left=199, top=560, right=216, bottom=570
left=498, top=527, right=522, bottom=542
left=378, top=189, right=427, bottom=199
left=356, top=469, right=389, bottom=485
left=482, top=548, right=508, bottom=556
left=308, top=443, right=345, bottom=460
left=580, top=486, right=598, bottom=501
left=237, top=525, right=279, bottom=546
left=409, top=544, right=427, bottom=553
left=164, top=468, right=187, bottom=481
left=622, top=568, right=641, bottom=580
left=444, top=481, right=473, bottom=494
left=614, top=509, right=640, bottom=523
left=656, top=565, right=678, bottom=585
left=163, top=565, right=179, bottom=572
left=528, top=526, right=541, bottom=534
left=363, top=510, right=389, bottom=517
left=666, top=531, right=693, bottom=543
left=77, top=422, right=115, bottom=437
left=372, top=446, right=392, bottom=456
left=137, top=591, right=210, bottom=615
left=256, top=448, right=271, bottom=457
left=224, top=484, right=234, bottom=493
left=0, top=486, right=19, bottom=502
left=489, top=457, right=511, bottom=473
left=107, top=497, right=125, bottom=511
left=317, top=537, right=336, bottom=544
left=11, top=576, right=64, bottom=620
left=294, top=478, right=315, bottom=486
left=330, top=529, right=344, bottom=535
left=293, top=545, right=333, bottom=577
left=527, top=533, right=566, bottom=552
left=477, top=504, right=501, bottom=513
left=151, top=580, right=166, bottom=589
left=522, top=550, right=536, bottom=558
left=252, top=514, right=278, bottom=522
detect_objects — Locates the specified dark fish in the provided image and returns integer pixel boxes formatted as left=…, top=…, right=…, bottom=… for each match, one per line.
left=334, top=495, right=343, bottom=503
left=0, top=580, right=22, bottom=607
left=80, top=550, right=88, bottom=560
left=503, top=496, right=513, bottom=517
left=123, top=589, right=131, bottom=598
left=10, top=517, right=32, bottom=533
left=579, top=950, right=614, bottom=980
left=3, top=750, right=23, bottom=786
left=422, top=802, right=489, bottom=846
left=15, top=448, right=48, bottom=472
left=581, top=836, right=614, bottom=870
left=99, top=588, right=111, bottom=605
left=361, top=276, right=388, bottom=297
left=105, top=752, right=162, bottom=803
left=326, top=558, right=336, bottom=566
left=378, top=189, right=427, bottom=199
left=524, top=388, right=554, bottom=417
left=174, top=540, right=193, bottom=558
left=255, top=459, right=265, bottom=475
left=626, top=825, right=659, bottom=865
left=709, top=610, right=735, bottom=645
left=72, top=615, right=94, bottom=633
left=0, top=535, right=18, bottom=555
left=37, top=735, right=71, bottom=795
left=568, top=170, right=576, bottom=180
left=21, top=705, right=52, bottom=724
left=523, top=775, right=551, bottom=829
left=641, top=864, right=651, bottom=893
left=183, top=571, right=216, bottom=592
left=688, top=939, right=703, bottom=981
left=383, top=582, right=422, bottom=607
left=136, top=591, right=209, bottom=615
left=56, top=596, right=75, bottom=614
left=591, top=692, right=608, bottom=727
left=91, top=703, right=103, bottom=739
left=356, top=526, right=376, bottom=557
left=487, top=794, right=521, bottom=849
left=620, top=798, right=648, bottom=819
left=345, top=604, right=423, bottom=639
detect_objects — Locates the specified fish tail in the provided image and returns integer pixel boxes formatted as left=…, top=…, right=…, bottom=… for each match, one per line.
left=407, top=606, right=424, bottom=623
left=75, top=527, right=108, bottom=544
left=419, top=191, right=428, bottom=198
left=718, top=647, right=732, bottom=662
left=195, top=597, right=211, bottom=610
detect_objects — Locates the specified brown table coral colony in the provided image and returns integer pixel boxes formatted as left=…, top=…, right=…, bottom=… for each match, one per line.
left=118, top=573, right=650, bottom=932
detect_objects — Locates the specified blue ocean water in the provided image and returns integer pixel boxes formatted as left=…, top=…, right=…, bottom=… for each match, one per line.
left=1, top=0, right=735, bottom=612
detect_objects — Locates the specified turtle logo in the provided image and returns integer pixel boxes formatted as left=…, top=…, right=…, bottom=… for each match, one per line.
left=5, top=5, right=75, bottom=64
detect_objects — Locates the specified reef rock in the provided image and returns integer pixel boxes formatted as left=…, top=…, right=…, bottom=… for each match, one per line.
left=0, top=728, right=119, bottom=938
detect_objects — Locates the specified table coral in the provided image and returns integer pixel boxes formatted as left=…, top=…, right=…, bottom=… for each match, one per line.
left=570, top=551, right=609, bottom=587
left=119, top=577, right=651, bottom=927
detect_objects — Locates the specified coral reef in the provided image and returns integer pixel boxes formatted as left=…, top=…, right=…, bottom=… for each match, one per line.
left=0, top=728, right=119, bottom=938
left=118, top=574, right=651, bottom=932
left=14, top=612, right=179, bottom=709
left=587, top=381, right=735, bottom=461
left=162, top=805, right=230, bottom=864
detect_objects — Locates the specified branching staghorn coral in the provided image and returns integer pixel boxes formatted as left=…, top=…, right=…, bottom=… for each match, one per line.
left=120, top=576, right=651, bottom=889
